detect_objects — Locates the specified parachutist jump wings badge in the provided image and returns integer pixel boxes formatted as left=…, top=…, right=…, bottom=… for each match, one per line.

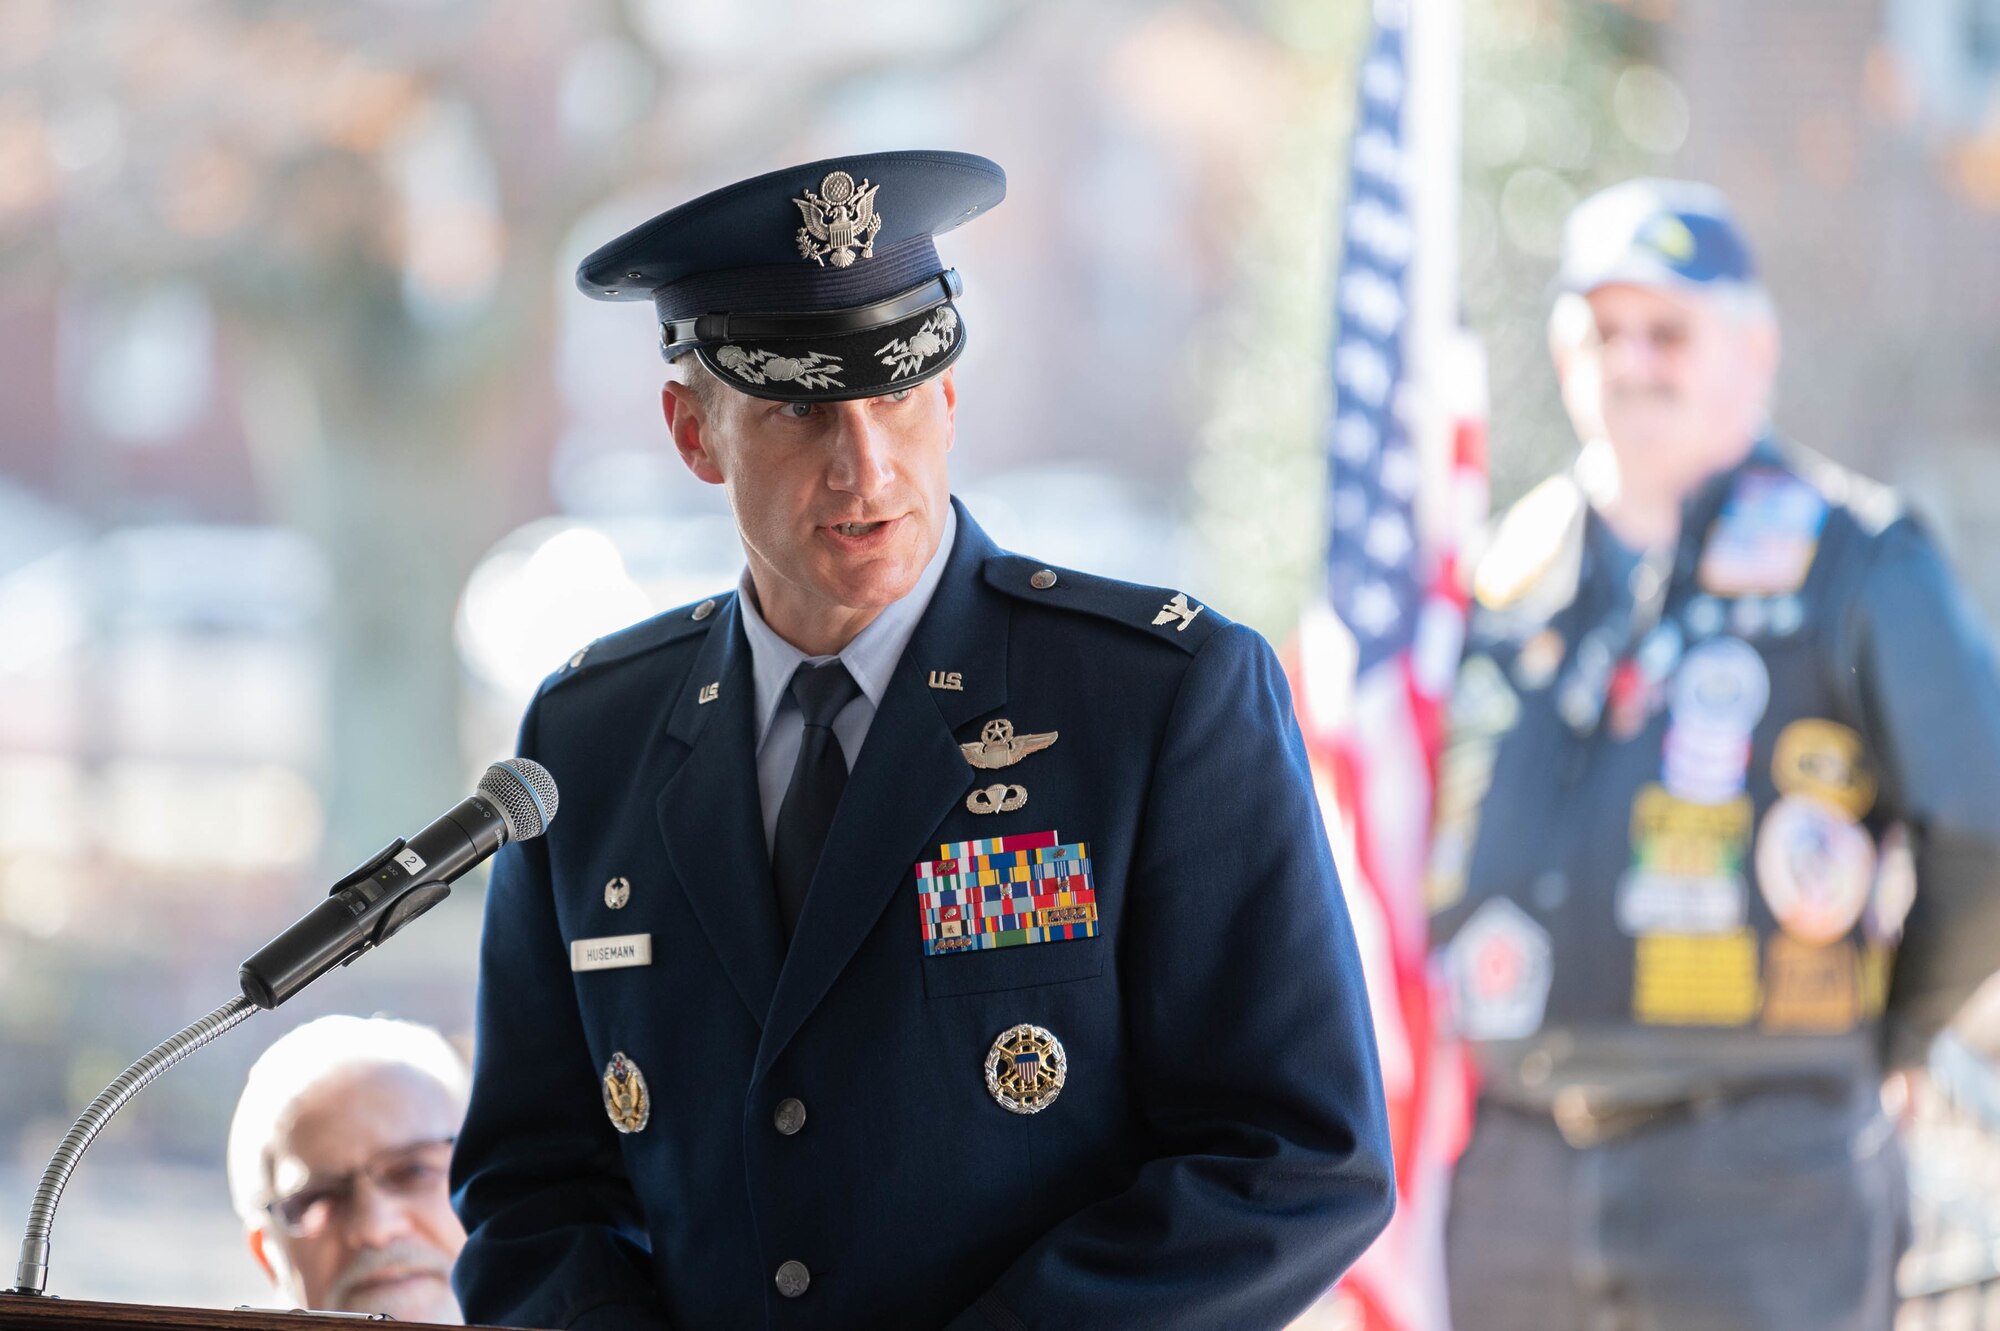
left=961, top=719, right=1058, bottom=770
left=794, top=170, right=882, bottom=268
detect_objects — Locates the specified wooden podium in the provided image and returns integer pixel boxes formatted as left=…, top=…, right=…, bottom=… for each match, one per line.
left=0, top=1295, right=522, bottom=1329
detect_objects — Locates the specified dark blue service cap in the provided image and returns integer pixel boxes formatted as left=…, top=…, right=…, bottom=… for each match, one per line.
left=1559, top=178, right=1760, bottom=296
left=577, top=150, right=1006, bottom=402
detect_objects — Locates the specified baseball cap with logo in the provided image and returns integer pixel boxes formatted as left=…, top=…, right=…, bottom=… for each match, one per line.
left=1558, top=178, right=1761, bottom=296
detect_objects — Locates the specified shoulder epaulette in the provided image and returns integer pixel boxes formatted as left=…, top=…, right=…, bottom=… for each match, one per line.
left=540, top=590, right=734, bottom=695
left=1473, top=473, right=1586, bottom=617
left=982, top=555, right=1229, bottom=655
left=1780, top=444, right=1902, bottom=538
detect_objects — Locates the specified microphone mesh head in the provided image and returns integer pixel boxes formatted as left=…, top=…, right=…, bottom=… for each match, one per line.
left=478, top=758, right=559, bottom=840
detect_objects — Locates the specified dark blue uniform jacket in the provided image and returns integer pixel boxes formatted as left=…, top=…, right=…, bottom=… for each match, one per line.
left=451, top=502, right=1393, bottom=1331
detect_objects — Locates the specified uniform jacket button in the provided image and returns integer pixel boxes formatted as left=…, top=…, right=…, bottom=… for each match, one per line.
left=774, top=1260, right=810, bottom=1299
left=1029, top=568, right=1058, bottom=590
left=774, top=1097, right=807, bottom=1136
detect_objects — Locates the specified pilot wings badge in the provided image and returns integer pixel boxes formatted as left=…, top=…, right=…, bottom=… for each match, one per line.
left=961, top=719, right=1058, bottom=770
left=794, top=170, right=883, bottom=268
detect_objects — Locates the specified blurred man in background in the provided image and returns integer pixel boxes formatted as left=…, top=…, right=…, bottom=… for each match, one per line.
left=226, top=1014, right=469, bottom=1325
left=1427, top=178, right=2000, bottom=1329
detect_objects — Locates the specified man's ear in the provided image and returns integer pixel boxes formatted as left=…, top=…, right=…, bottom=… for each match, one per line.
left=663, top=381, right=726, bottom=486
left=937, top=368, right=957, bottom=453
left=248, top=1225, right=283, bottom=1287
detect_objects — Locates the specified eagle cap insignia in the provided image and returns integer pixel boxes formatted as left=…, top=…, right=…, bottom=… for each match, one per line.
left=960, top=718, right=1059, bottom=770
left=794, top=170, right=883, bottom=268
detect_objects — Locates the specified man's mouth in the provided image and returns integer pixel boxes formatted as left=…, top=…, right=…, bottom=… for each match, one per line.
left=832, top=521, right=886, bottom=537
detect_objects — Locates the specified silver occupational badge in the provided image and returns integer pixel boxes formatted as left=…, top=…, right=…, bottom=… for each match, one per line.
left=985, top=1024, right=1067, bottom=1115
left=960, top=719, right=1058, bottom=770
left=604, top=876, right=631, bottom=910
left=794, top=170, right=882, bottom=268
left=966, top=783, right=1028, bottom=816
left=602, top=1052, right=650, bottom=1133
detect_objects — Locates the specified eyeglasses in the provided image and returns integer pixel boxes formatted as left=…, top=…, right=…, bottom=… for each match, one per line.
left=264, top=1136, right=456, bottom=1239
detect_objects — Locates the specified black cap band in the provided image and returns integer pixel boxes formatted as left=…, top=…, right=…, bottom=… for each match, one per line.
left=659, top=271, right=962, bottom=359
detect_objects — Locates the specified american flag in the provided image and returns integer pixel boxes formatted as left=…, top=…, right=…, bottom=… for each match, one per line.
left=1291, top=6, right=1484, bottom=1330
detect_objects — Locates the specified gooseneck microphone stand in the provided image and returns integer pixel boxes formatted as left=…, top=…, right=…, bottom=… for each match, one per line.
left=4, top=757, right=557, bottom=1300
left=14, top=998, right=259, bottom=1294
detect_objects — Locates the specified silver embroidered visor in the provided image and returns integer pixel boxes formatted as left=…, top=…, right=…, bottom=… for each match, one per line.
left=677, top=276, right=966, bottom=403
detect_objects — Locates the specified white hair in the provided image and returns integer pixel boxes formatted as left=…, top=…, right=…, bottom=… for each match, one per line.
left=225, top=1015, right=470, bottom=1226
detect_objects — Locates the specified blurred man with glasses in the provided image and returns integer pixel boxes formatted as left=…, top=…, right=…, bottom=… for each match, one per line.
left=226, top=1014, right=469, bottom=1324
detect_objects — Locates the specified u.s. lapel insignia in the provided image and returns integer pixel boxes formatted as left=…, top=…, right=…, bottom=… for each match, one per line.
left=604, top=876, right=632, bottom=910
left=967, top=783, right=1028, bottom=815
left=602, top=1052, right=650, bottom=1133
left=1152, top=592, right=1203, bottom=631
left=794, top=170, right=882, bottom=268
left=697, top=681, right=720, bottom=705
left=985, top=1024, right=1067, bottom=1114
left=929, top=670, right=964, bottom=692
left=961, top=719, right=1058, bottom=770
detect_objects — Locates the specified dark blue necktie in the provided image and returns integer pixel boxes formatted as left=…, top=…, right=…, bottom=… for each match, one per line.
left=771, top=660, right=861, bottom=940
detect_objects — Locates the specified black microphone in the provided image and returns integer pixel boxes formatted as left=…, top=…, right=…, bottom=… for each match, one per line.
left=237, top=758, right=559, bottom=1009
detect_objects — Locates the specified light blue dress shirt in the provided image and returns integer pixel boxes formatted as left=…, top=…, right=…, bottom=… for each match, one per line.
left=736, top=504, right=958, bottom=853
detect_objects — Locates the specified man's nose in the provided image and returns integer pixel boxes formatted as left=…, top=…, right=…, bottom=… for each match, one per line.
left=824, top=402, right=895, bottom=498
left=337, top=1176, right=419, bottom=1248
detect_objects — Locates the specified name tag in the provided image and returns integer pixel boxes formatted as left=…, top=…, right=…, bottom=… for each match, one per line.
left=571, top=933, right=652, bottom=972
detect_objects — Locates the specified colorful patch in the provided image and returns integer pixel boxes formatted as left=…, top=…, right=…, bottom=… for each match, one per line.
left=1449, top=655, right=1521, bottom=742
left=1659, top=637, right=1768, bottom=803
left=1632, top=928, right=1760, bottom=1027
left=916, top=830, right=1098, bottom=955
left=1660, top=724, right=1755, bottom=805
left=1697, top=468, right=1829, bottom=597
left=1616, top=785, right=1753, bottom=935
left=1761, top=935, right=1861, bottom=1033
left=1671, top=637, right=1770, bottom=732
left=1771, top=719, right=1877, bottom=819
left=1426, top=738, right=1498, bottom=916
left=1447, top=898, right=1552, bottom=1041
left=1755, top=794, right=1875, bottom=944
left=1860, top=943, right=1893, bottom=1018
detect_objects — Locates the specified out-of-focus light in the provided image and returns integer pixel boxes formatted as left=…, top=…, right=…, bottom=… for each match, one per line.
left=0, top=549, right=87, bottom=677
left=1613, top=64, right=1691, bottom=155
left=97, top=761, right=322, bottom=873
left=1950, top=133, right=2000, bottom=211
left=391, top=99, right=502, bottom=328
left=161, top=143, right=256, bottom=239
left=0, top=853, right=77, bottom=940
left=559, top=39, right=656, bottom=142
left=1497, top=166, right=1575, bottom=258
left=456, top=521, right=656, bottom=697
left=46, top=100, right=123, bottom=178
left=74, top=283, right=216, bottom=447
left=0, top=758, right=86, bottom=858
left=0, top=99, right=56, bottom=216
left=1465, top=85, right=1529, bottom=167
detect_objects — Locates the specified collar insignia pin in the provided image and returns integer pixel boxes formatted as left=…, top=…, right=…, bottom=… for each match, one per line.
left=1153, top=593, right=1203, bottom=632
